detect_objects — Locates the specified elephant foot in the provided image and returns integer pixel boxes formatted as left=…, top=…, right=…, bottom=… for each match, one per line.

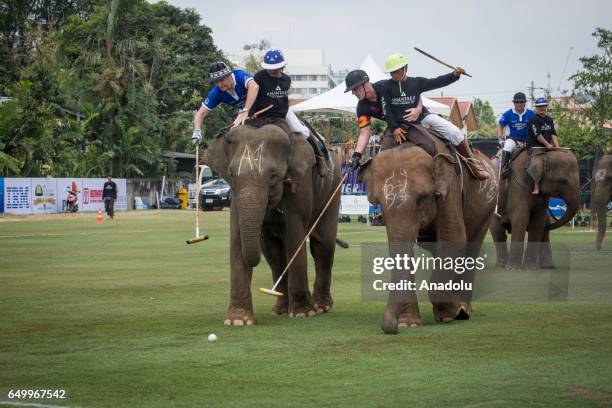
left=313, top=292, right=333, bottom=314
left=495, top=260, right=506, bottom=268
left=288, top=300, right=317, bottom=318
left=432, top=302, right=461, bottom=323
left=523, top=262, right=539, bottom=270
left=455, top=302, right=471, bottom=320
left=223, top=306, right=255, bottom=326
left=398, top=314, right=424, bottom=328
left=380, top=309, right=399, bottom=335
left=271, top=297, right=288, bottom=315
left=539, top=263, right=555, bottom=269
left=398, top=302, right=423, bottom=328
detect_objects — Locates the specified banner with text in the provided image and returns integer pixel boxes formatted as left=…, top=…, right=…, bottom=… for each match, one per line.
left=31, top=178, right=59, bottom=214
left=2, top=178, right=127, bottom=215
left=340, top=194, right=370, bottom=215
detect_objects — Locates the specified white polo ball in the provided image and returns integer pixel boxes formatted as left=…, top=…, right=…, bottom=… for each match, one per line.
left=208, top=333, right=217, bottom=342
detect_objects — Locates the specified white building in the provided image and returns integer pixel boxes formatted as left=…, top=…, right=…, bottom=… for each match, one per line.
left=284, top=50, right=335, bottom=102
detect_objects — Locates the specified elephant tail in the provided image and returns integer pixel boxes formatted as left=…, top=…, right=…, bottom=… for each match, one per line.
left=336, top=238, right=349, bottom=249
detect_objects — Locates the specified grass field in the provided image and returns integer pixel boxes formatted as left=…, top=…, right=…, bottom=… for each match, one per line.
left=1, top=210, right=611, bottom=407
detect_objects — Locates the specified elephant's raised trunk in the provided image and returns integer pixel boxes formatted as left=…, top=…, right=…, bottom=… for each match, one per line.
left=236, top=188, right=268, bottom=267
left=546, top=192, right=579, bottom=231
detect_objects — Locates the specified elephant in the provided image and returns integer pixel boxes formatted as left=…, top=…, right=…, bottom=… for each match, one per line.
left=203, top=124, right=341, bottom=326
left=490, top=148, right=580, bottom=269
left=359, top=135, right=498, bottom=334
left=592, top=154, right=612, bottom=250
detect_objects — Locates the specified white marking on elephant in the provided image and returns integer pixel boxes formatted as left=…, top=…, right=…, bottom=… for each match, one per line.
left=594, top=169, right=607, bottom=182
left=238, top=142, right=264, bottom=176
left=383, top=168, right=409, bottom=208
left=478, top=161, right=498, bottom=203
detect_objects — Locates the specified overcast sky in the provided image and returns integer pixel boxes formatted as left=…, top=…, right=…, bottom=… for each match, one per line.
left=165, top=0, right=610, bottom=114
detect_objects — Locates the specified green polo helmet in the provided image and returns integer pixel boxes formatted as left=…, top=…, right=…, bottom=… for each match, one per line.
left=384, top=53, right=408, bottom=73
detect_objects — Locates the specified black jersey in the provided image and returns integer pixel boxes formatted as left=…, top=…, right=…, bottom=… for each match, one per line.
left=355, top=80, right=386, bottom=129
left=103, top=181, right=117, bottom=199
left=527, top=114, right=557, bottom=148
left=251, top=70, right=290, bottom=118
left=380, top=72, right=459, bottom=131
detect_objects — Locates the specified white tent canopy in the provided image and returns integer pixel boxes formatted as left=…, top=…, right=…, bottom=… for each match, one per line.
left=291, top=54, right=450, bottom=116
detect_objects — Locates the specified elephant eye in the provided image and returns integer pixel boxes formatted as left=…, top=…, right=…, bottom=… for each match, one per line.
left=416, top=193, right=428, bottom=208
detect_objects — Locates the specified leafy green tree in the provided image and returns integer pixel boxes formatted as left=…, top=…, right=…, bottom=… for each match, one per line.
left=569, top=27, right=611, bottom=154
left=470, top=98, right=496, bottom=138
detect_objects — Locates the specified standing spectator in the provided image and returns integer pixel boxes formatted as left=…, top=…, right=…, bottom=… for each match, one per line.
left=103, top=175, right=118, bottom=219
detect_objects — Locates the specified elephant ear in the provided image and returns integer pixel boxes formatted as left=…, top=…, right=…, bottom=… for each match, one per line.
left=433, top=153, right=456, bottom=205
left=358, top=159, right=378, bottom=205
left=286, top=133, right=315, bottom=193
left=202, top=136, right=229, bottom=180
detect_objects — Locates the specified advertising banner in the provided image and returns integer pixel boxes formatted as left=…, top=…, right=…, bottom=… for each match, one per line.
left=114, top=178, right=128, bottom=211
left=4, top=178, right=32, bottom=215
left=31, top=178, right=58, bottom=214
left=81, top=178, right=128, bottom=212
left=81, top=178, right=106, bottom=212
left=0, top=177, right=3, bottom=213
left=56, top=178, right=83, bottom=213
left=340, top=194, right=370, bottom=215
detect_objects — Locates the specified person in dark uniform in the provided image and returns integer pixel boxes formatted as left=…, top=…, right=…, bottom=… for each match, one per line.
left=379, top=53, right=489, bottom=180
left=247, top=49, right=328, bottom=176
left=526, top=97, right=560, bottom=194
left=343, top=69, right=423, bottom=171
left=103, top=175, right=118, bottom=219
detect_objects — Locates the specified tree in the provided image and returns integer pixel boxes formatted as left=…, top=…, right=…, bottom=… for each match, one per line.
left=470, top=98, right=496, bottom=138
left=569, top=27, right=612, bottom=155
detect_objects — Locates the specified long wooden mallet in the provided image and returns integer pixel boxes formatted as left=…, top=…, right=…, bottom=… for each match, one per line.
left=414, top=47, right=473, bottom=78
left=186, top=143, right=210, bottom=244
left=259, top=172, right=348, bottom=297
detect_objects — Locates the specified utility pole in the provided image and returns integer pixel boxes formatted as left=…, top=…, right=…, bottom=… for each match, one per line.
left=529, top=81, right=535, bottom=105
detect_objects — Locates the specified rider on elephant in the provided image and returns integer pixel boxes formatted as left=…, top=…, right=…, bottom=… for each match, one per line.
left=247, top=49, right=329, bottom=177
left=526, top=97, right=560, bottom=195
left=379, top=53, right=490, bottom=180
left=192, top=61, right=260, bottom=145
left=343, top=69, right=423, bottom=171
left=496, top=92, right=535, bottom=169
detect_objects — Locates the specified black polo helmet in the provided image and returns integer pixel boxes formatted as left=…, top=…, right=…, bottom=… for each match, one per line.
left=344, top=69, right=370, bottom=93
left=512, top=92, right=527, bottom=103
left=209, top=61, right=232, bottom=82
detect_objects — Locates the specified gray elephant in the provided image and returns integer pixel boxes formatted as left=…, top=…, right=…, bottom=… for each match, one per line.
left=359, top=137, right=498, bottom=334
left=203, top=124, right=341, bottom=325
left=592, top=154, right=612, bottom=250
left=491, top=149, right=580, bottom=269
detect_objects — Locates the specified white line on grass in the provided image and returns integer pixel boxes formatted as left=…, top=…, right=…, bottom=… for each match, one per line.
left=0, top=401, right=76, bottom=408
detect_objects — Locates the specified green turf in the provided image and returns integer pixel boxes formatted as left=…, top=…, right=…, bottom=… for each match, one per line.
left=1, top=210, right=611, bottom=407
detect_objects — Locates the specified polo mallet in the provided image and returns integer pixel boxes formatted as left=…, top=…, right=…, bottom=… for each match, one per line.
left=218, top=105, right=274, bottom=134
left=186, top=142, right=209, bottom=244
left=259, top=172, right=348, bottom=297
left=494, top=149, right=504, bottom=217
left=414, top=47, right=473, bottom=78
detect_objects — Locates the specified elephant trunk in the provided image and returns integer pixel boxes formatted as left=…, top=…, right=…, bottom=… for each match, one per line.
left=546, top=191, right=579, bottom=231
left=237, top=187, right=268, bottom=267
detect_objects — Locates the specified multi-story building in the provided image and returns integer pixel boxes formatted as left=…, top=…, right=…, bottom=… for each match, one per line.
left=284, top=50, right=335, bottom=103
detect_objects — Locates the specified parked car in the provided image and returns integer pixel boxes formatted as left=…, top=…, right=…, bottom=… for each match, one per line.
left=199, top=178, right=231, bottom=210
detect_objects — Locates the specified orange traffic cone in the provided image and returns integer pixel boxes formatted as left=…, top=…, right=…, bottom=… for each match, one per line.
left=96, top=208, right=104, bottom=223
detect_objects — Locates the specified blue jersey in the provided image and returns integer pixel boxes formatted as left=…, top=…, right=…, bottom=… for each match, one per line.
left=202, top=70, right=253, bottom=110
left=498, top=108, right=535, bottom=139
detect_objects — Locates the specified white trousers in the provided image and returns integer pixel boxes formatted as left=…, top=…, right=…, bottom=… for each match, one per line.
left=421, top=114, right=464, bottom=145
left=285, top=108, right=310, bottom=139
left=503, top=138, right=517, bottom=153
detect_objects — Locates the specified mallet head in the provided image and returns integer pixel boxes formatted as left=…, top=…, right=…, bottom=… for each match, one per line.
left=258, top=288, right=284, bottom=297
left=186, top=235, right=209, bottom=245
